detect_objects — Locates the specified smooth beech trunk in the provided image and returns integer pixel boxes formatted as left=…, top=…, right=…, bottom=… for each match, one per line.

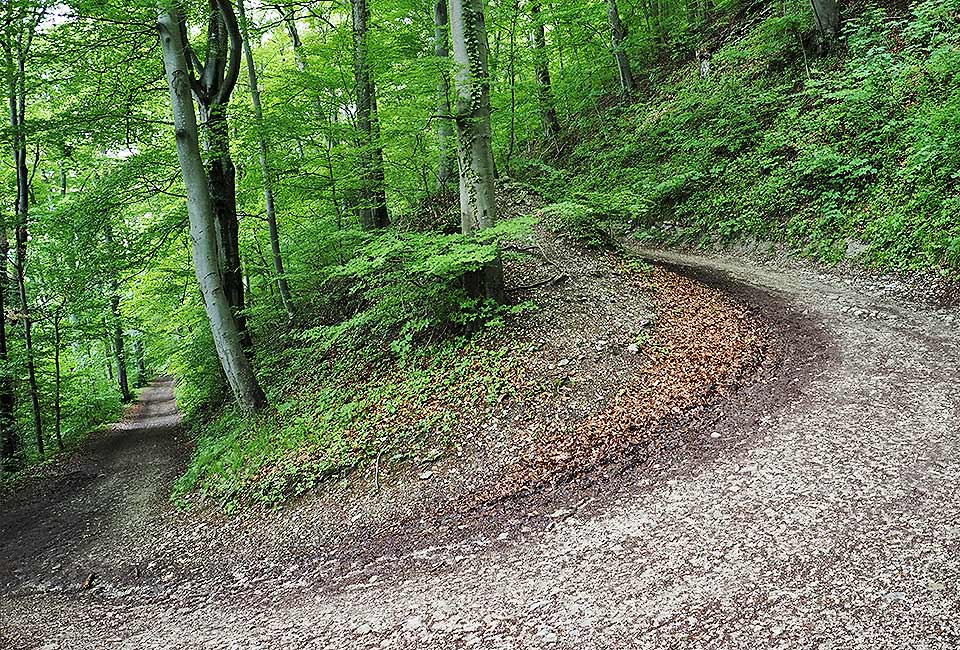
left=158, top=6, right=267, bottom=413
left=810, top=0, right=840, bottom=54
left=530, top=0, right=560, bottom=141
left=238, top=0, right=296, bottom=322
left=351, top=0, right=390, bottom=228
left=449, top=0, right=506, bottom=302
left=606, top=0, right=635, bottom=94
left=433, top=0, right=457, bottom=189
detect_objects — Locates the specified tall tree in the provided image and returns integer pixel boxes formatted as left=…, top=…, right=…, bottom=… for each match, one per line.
left=432, top=0, right=457, bottom=190
left=530, top=0, right=560, bottom=141
left=180, top=0, right=252, bottom=348
left=606, top=0, right=635, bottom=94
left=350, top=0, right=390, bottom=228
left=104, top=222, right=131, bottom=403
left=3, top=1, right=44, bottom=457
left=237, top=0, right=296, bottom=323
left=449, top=0, right=506, bottom=302
left=158, top=3, right=267, bottom=413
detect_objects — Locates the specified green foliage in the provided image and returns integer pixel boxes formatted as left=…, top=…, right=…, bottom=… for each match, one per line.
left=521, top=0, right=960, bottom=275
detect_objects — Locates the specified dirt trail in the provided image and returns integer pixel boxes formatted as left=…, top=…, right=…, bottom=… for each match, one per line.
left=2, top=253, right=959, bottom=649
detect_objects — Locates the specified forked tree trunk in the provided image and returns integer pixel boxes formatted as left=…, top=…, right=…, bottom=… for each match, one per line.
left=350, top=0, right=390, bottom=229
left=432, top=0, right=457, bottom=190
left=237, top=0, right=296, bottom=323
left=810, top=0, right=840, bottom=54
left=606, top=0, right=635, bottom=94
left=530, top=0, right=560, bottom=141
left=449, top=0, right=506, bottom=303
left=158, top=6, right=267, bottom=413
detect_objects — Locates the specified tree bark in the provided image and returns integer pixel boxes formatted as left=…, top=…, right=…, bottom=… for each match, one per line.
left=351, top=0, right=390, bottom=229
left=530, top=0, right=560, bottom=141
left=810, top=0, right=840, bottom=55
left=4, top=20, right=42, bottom=457
left=606, top=0, right=635, bottom=94
left=158, top=5, right=267, bottom=413
left=449, top=0, right=506, bottom=303
left=0, top=227, right=16, bottom=471
left=432, top=0, right=457, bottom=190
left=237, top=0, right=296, bottom=323
left=105, top=222, right=131, bottom=403
left=53, top=313, right=63, bottom=451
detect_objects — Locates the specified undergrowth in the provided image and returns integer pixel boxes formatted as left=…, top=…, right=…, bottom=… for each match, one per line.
left=519, top=0, right=960, bottom=275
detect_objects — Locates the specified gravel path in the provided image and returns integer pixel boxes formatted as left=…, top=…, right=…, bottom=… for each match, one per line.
left=2, top=252, right=958, bottom=649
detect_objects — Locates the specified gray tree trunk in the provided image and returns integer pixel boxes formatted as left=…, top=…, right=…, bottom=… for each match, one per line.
left=606, top=0, right=635, bottom=94
left=449, top=0, right=506, bottom=302
left=432, top=0, right=457, bottom=190
left=810, top=0, right=840, bottom=54
left=3, top=19, right=43, bottom=457
left=105, top=222, right=131, bottom=403
left=237, top=0, right=296, bottom=322
left=530, top=0, right=560, bottom=141
left=158, top=6, right=267, bottom=413
left=0, top=226, right=16, bottom=470
left=351, top=0, right=390, bottom=228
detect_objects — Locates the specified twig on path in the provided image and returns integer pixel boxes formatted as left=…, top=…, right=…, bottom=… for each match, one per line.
left=508, top=273, right=569, bottom=293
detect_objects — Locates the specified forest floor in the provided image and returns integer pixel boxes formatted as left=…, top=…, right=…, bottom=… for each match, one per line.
left=1, top=237, right=959, bottom=649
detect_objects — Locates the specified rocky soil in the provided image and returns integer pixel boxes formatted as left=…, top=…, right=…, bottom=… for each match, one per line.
left=1, top=243, right=958, bottom=649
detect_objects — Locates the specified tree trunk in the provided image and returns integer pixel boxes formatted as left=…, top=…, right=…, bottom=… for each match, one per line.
left=0, top=227, right=16, bottom=471
left=237, top=0, right=296, bottom=323
left=53, top=313, right=63, bottom=451
left=158, top=6, right=267, bottom=413
left=201, top=107, right=251, bottom=349
left=5, top=32, right=42, bottom=457
left=810, top=0, right=840, bottom=55
left=350, top=0, right=390, bottom=229
left=530, top=0, right=561, bottom=141
left=432, top=0, right=457, bottom=190
left=606, top=0, right=635, bottom=94
left=105, top=223, right=131, bottom=403
left=449, top=0, right=506, bottom=303
left=133, top=336, right=147, bottom=387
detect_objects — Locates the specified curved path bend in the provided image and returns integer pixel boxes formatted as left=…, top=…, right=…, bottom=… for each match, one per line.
left=1, top=252, right=958, bottom=649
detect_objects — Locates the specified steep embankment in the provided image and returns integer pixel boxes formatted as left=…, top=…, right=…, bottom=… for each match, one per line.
left=528, top=0, right=960, bottom=276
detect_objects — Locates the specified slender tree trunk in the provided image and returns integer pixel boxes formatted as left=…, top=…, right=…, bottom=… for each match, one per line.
left=133, top=336, right=147, bottom=387
left=432, top=0, right=457, bottom=190
left=237, top=0, right=296, bottom=322
left=449, top=0, right=506, bottom=302
left=810, top=0, right=840, bottom=55
left=350, top=0, right=389, bottom=229
left=5, top=33, right=42, bottom=457
left=158, top=6, right=267, bottom=413
left=530, top=0, right=560, bottom=142
left=53, top=313, right=63, bottom=451
left=105, top=223, right=131, bottom=403
left=606, top=0, right=635, bottom=94
left=0, top=227, right=16, bottom=471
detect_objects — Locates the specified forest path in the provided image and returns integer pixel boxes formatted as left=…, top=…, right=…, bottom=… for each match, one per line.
left=2, top=254, right=960, bottom=649
left=0, top=379, right=188, bottom=598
